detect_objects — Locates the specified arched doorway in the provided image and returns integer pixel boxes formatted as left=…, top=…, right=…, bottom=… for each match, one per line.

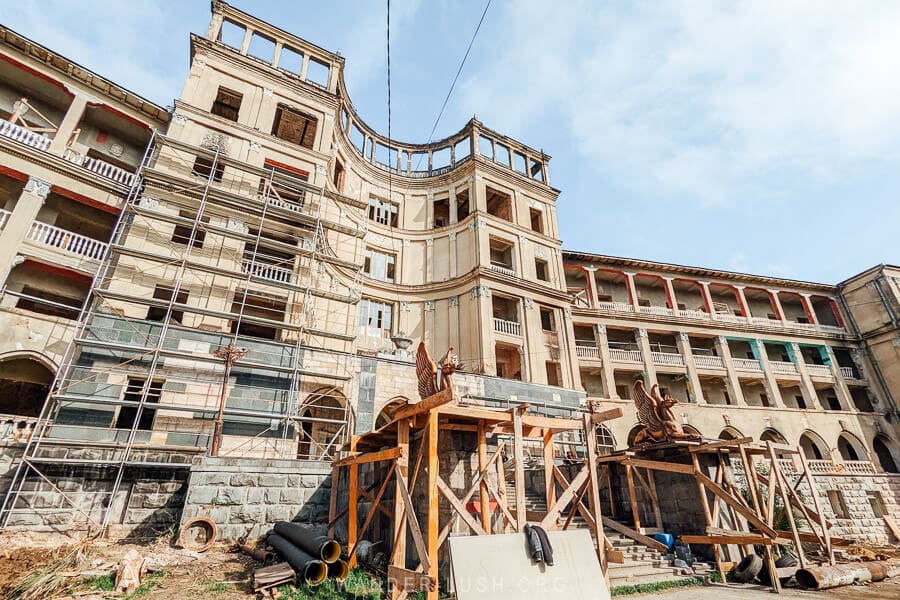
left=375, top=397, right=409, bottom=430
left=296, top=386, right=347, bottom=460
left=0, top=354, right=54, bottom=418
left=719, top=426, right=743, bottom=440
left=759, top=428, right=791, bottom=458
left=799, top=431, right=828, bottom=461
left=837, top=432, right=867, bottom=462
left=873, top=436, right=898, bottom=473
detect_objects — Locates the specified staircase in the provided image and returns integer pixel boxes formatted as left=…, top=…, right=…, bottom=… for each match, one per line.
left=502, top=470, right=712, bottom=586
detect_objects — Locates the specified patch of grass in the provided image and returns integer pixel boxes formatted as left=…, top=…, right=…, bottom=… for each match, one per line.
left=125, top=571, right=166, bottom=599
left=276, top=568, right=382, bottom=600
left=610, top=576, right=704, bottom=597
left=199, top=577, right=232, bottom=593
left=85, top=574, right=116, bottom=592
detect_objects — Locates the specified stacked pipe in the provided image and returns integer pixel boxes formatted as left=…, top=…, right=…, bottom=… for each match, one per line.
left=796, top=561, right=900, bottom=590
left=267, top=522, right=349, bottom=587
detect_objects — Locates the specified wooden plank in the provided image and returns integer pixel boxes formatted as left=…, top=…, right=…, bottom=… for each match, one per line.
left=689, top=437, right=754, bottom=452
left=597, top=453, right=631, bottom=464
left=396, top=468, right=431, bottom=573
left=394, top=388, right=455, bottom=420
left=253, top=562, right=295, bottom=592
left=625, top=464, right=641, bottom=531
left=543, top=429, right=556, bottom=515
left=496, top=449, right=511, bottom=534
left=437, top=476, right=487, bottom=536
left=327, top=463, right=339, bottom=539
left=477, top=421, right=491, bottom=534
left=681, top=534, right=773, bottom=545
left=624, top=458, right=695, bottom=474
left=562, top=479, right=590, bottom=531
left=797, top=446, right=834, bottom=564
left=334, top=446, right=402, bottom=467
left=388, top=566, right=435, bottom=592
left=767, top=443, right=806, bottom=568
left=390, top=417, right=410, bottom=588
left=645, top=469, right=663, bottom=531
left=601, top=515, right=668, bottom=551
left=512, top=409, right=526, bottom=531
left=589, top=407, right=624, bottom=423
left=692, top=453, right=725, bottom=584
left=349, top=461, right=397, bottom=560
left=885, top=516, right=900, bottom=542
left=437, top=442, right=507, bottom=548
left=695, top=470, right=778, bottom=538
left=583, top=413, right=607, bottom=576
left=426, top=410, right=439, bottom=600
left=538, top=466, right=590, bottom=530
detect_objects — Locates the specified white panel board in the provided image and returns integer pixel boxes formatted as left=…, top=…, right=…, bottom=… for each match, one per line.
left=448, top=530, right=609, bottom=600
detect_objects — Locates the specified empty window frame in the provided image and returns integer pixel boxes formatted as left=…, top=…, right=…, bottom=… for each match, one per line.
left=545, top=361, right=561, bottom=387
left=529, top=157, right=545, bottom=181
left=261, top=159, right=309, bottom=209
left=364, top=248, right=396, bottom=283
left=485, top=187, right=512, bottom=221
left=529, top=207, right=544, bottom=234
left=454, top=137, right=471, bottom=161
left=456, top=189, right=471, bottom=220
left=867, top=491, right=885, bottom=517
left=540, top=306, right=556, bottom=332
left=349, top=123, right=365, bottom=152
left=247, top=33, right=276, bottom=62
left=332, top=160, right=345, bottom=192
left=826, top=490, right=849, bottom=519
left=192, top=156, right=224, bottom=182
left=219, top=20, right=245, bottom=49
left=278, top=46, right=304, bottom=74
left=306, top=58, right=330, bottom=87
left=433, top=197, right=450, bottom=228
left=368, top=196, right=399, bottom=227
left=171, top=210, right=210, bottom=248
left=15, top=285, right=82, bottom=320
left=211, top=87, right=242, bottom=122
left=495, top=143, right=511, bottom=167
left=358, top=298, right=393, bottom=336
left=535, top=258, right=550, bottom=282
left=114, top=378, right=162, bottom=431
left=478, top=135, right=494, bottom=159
left=431, top=147, right=451, bottom=170
left=271, top=105, right=318, bottom=149
left=146, top=285, right=188, bottom=324
left=513, top=151, right=527, bottom=174
left=489, top=238, right=515, bottom=271
left=230, top=290, right=286, bottom=340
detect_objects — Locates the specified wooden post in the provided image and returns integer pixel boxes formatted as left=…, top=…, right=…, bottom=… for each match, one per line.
left=543, top=429, right=556, bottom=515
left=496, top=451, right=511, bottom=534
left=390, top=418, right=409, bottom=600
left=426, top=410, right=439, bottom=600
left=797, top=447, right=833, bottom=565
left=348, top=464, right=358, bottom=567
left=625, top=464, right=641, bottom=531
left=645, top=469, right=663, bottom=530
left=692, top=453, right=725, bottom=584
left=767, top=443, right=806, bottom=568
left=477, top=420, right=491, bottom=533
left=328, top=463, right=339, bottom=539
left=583, top=413, right=608, bottom=576
left=512, top=408, right=526, bottom=531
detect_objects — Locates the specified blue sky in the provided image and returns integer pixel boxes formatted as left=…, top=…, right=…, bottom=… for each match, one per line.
left=6, top=1, right=898, bottom=283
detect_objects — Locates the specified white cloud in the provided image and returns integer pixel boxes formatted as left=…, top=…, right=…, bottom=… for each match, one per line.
left=457, top=0, right=900, bottom=205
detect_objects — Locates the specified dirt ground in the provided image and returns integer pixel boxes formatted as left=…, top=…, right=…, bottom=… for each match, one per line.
left=0, top=530, right=898, bottom=599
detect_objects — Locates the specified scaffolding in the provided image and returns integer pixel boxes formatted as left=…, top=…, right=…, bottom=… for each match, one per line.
left=0, top=131, right=367, bottom=532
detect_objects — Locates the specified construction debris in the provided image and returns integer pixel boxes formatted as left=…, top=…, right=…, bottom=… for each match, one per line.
left=253, top=562, right=296, bottom=593
left=177, top=516, right=218, bottom=553
left=795, top=561, right=900, bottom=590
left=114, top=549, right=145, bottom=593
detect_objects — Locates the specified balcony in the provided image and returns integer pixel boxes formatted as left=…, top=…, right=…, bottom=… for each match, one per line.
left=598, top=300, right=633, bottom=313
left=0, top=120, right=51, bottom=151
left=806, top=364, right=834, bottom=378
left=694, top=354, right=725, bottom=369
left=610, top=348, right=642, bottom=363
left=0, top=208, right=10, bottom=230
left=241, top=259, right=292, bottom=284
left=770, top=361, right=798, bottom=375
left=493, top=318, right=521, bottom=336
left=841, top=460, right=877, bottom=475
left=575, top=344, right=600, bottom=359
left=489, top=263, right=516, bottom=277
left=27, top=221, right=108, bottom=261
left=638, top=305, right=674, bottom=317
left=651, top=351, right=685, bottom=367
left=839, top=366, right=863, bottom=380
left=63, top=149, right=135, bottom=187
left=806, top=459, right=836, bottom=474
left=732, top=358, right=762, bottom=372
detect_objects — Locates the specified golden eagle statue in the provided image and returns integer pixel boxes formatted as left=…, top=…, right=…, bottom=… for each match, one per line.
left=631, top=380, right=702, bottom=445
left=415, top=342, right=458, bottom=400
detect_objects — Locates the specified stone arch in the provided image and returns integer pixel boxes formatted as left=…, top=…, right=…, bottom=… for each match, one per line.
left=0, top=352, right=57, bottom=419
left=626, top=424, right=644, bottom=447
left=297, top=386, right=346, bottom=460
left=682, top=424, right=702, bottom=438
left=836, top=432, right=867, bottom=462
left=375, top=396, right=409, bottom=430
left=718, top=426, right=744, bottom=440
left=799, top=430, right=829, bottom=461
left=873, top=435, right=898, bottom=473
left=759, top=428, right=791, bottom=458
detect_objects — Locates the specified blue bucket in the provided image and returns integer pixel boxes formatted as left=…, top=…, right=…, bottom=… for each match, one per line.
left=653, top=533, right=674, bottom=551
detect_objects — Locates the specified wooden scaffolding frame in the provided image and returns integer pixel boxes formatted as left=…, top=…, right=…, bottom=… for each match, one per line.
left=328, top=389, right=623, bottom=600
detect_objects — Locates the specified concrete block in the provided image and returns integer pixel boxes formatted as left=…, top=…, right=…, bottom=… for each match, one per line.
left=187, top=486, right=218, bottom=505
left=259, top=474, right=287, bottom=487
left=231, top=505, right=265, bottom=524
left=246, top=488, right=267, bottom=505
left=230, top=473, right=258, bottom=487
left=214, top=487, right=246, bottom=505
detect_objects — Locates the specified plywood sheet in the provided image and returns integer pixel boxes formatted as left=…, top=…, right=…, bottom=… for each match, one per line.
left=448, top=530, right=609, bottom=600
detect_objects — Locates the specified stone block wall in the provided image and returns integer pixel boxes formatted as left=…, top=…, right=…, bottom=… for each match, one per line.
left=801, top=473, right=900, bottom=545
left=179, top=456, right=332, bottom=542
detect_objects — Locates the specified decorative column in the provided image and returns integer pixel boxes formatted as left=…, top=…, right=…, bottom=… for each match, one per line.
left=448, top=232, right=458, bottom=279
left=239, top=27, right=253, bottom=55
left=624, top=272, right=639, bottom=309
left=584, top=266, right=599, bottom=307
left=471, top=285, right=494, bottom=376
left=635, top=328, right=658, bottom=387
left=825, top=346, right=854, bottom=411
left=698, top=281, right=715, bottom=315
left=560, top=306, right=580, bottom=390
left=205, top=5, right=225, bottom=41
left=752, top=339, right=785, bottom=408
left=800, top=293, right=819, bottom=326
left=676, top=332, right=705, bottom=403
left=767, top=289, right=786, bottom=321
left=48, top=94, right=89, bottom=155
left=595, top=324, right=618, bottom=399
left=0, top=177, right=51, bottom=286
left=448, top=185, right=458, bottom=224
left=662, top=276, right=678, bottom=311
left=734, top=285, right=751, bottom=317
left=790, top=342, right=823, bottom=410
left=714, top=336, right=746, bottom=405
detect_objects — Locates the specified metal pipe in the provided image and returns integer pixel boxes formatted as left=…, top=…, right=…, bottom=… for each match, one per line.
left=267, top=534, right=327, bottom=586
left=327, top=559, right=349, bottom=581
left=238, top=543, right=275, bottom=563
left=273, top=522, right=341, bottom=563
left=796, top=561, right=900, bottom=590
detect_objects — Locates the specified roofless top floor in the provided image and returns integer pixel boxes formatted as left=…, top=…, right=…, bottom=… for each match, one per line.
left=205, top=1, right=553, bottom=186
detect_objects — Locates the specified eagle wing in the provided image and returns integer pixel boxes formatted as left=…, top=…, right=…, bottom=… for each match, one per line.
left=416, top=342, right=438, bottom=400
left=633, top=380, right=662, bottom=428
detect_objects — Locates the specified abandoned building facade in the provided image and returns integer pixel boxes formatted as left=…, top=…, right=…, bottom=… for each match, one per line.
left=0, top=2, right=896, bottom=543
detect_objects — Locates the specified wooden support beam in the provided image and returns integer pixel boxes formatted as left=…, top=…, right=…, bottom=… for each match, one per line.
left=437, top=442, right=507, bottom=547
left=562, top=479, right=590, bottom=531
left=600, top=515, right=668, bottom=551
left=396, top=468, right=431, bottom=573
left=539, top=466, right=590, bottom=530
left=583, top=413, right=607, bottom=576
left=589, top=407, right=624, bottom=424
left=644, top=469, right=663, bottom=531
left=425, top=410, right=439, bottom=600
left=692, top=453, right=725, bottom=584
left=388, top=566, right=436, bottom=593
left=390, top=418, right=410, bottom=600
left=327, top=462, right=339, bottom=539
left=513, top=409, right=526, bottom=532
left=689, top=437, right=754, bottom=452
left=695, top=470, right=778, bottom=538
left=625, top=464, right=641, bottom=532
left=496, top=449, right=511, bottom=534
left=477, top=421, right=491, bottom=534
left=624, top=458, right=695, bottom=474
left=334, top=447, right=402, bottom=467
left=348, top=462, right=359, bottom=567
left=394, top=389, right=455, bottom=420
left=437, top=476, right=487, bottom=536
left=349, top=461, right=397, bottom=560
left=543, top=429, right=556, bottom=515
left=681, top=534, right=773, bottom=545
left=766, top=443, right=806, bottom=569
left=797, top=447, right=834, bottom=564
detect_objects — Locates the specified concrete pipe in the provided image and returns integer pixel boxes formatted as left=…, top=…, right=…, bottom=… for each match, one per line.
left=328, top=559, right=350, bottom=581
left=795, top=562, right=900, bottom=590
left=267, top=534, right=328, bottom=586
left=273, top=522, right=341, bottom=563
